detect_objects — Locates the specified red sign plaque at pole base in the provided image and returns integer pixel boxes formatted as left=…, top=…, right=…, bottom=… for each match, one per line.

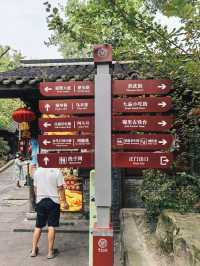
left=112, top=152, right=173, bottom=168
left=38, top=153, right=94, bottom=168
left=93, top=225, right=113, bottom=266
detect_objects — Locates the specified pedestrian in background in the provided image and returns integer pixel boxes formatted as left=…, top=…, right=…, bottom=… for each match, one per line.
left=30, top=167, right=69, bottom=259
left=14, top=153, right=25, bottom=188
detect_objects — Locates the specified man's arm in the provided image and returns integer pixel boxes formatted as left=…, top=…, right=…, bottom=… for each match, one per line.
left=58, top=185, right=69, bottom=209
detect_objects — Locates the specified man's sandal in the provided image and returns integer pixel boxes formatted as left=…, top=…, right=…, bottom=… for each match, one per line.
left=47, top=248, right=59, bottom=259
left=30, top=247, right=39, bottom=257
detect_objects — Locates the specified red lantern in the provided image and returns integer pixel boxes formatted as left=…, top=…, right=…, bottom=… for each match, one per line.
left=12, top=108, right=36, bottom=123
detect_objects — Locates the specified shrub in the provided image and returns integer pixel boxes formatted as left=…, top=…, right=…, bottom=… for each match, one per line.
left=0, top=137, right=10, bottom=162
left=140, top=170, right=200, bottom=223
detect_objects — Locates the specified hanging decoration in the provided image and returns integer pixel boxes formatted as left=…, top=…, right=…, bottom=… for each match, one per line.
left=12, top=107, right=36, bottom=157
left=12, top=107, right=36, bottom=123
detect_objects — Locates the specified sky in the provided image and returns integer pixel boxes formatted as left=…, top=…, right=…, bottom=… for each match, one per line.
left=0, top=0, right=66, bottom=59
left=0, top=1, right=181, bottom=60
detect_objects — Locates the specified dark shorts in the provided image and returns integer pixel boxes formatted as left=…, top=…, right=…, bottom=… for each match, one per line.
left=36, top=198, right=60, bottom=228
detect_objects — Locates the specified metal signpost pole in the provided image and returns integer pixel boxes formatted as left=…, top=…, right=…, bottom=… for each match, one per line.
left=93, top=45, right=113, bottom=266
left=89, top=170, right=96, bottom=266
left=95, top=64, right=111, bottom=227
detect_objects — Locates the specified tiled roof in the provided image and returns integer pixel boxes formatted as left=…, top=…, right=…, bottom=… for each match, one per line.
left=0, top=59, right=139, bottom=86
left=0, top=59, right=139, bottom=98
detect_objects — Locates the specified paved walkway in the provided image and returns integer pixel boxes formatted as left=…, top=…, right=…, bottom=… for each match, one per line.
left=0, top=165, right=88, bottom=266
left=0, top=164, right=121, bottom=266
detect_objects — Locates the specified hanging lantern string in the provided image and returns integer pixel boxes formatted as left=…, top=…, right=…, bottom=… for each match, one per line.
left=12, top=107, right=36, bottom=123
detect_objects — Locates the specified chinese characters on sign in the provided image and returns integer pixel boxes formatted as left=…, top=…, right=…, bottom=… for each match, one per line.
left=112, top=79, right=174, bottom=169
left=112, top=134, right=173, bottom=150
left=38, top=153, right=94, bottom=168
left=39, top=117, right=94, bottom=132
left=112, top=115, right=173, bottom=132
left=38, top=80, right=95, bottom=170
left=38, top=135, right=94, bottom=149
left=38, top=78, right=174, bottom=170
left=39, top=81, right=94, bottom=97
left=112, top=96, right=172, bottom=113
left=39, top=99, right=94, bottom=114
left=112, top=80, right=172, bottom=95
left=112, top=152, right=173, bottom=168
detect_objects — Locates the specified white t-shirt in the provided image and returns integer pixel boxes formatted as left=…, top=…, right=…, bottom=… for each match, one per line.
left=33, top=167, right=64, bottom=204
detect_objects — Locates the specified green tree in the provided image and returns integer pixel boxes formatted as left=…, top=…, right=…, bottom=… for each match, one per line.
left=0, top=99, right=22, bottom=130
left=0, top=45, right=22, bottom=130
left=0, top=45, right=22, bottom=71
left=45, top=0, right=200, bottom=217
left=0, top=45, right=23, bottom=161
left=44, top=0, right=200, bottom=156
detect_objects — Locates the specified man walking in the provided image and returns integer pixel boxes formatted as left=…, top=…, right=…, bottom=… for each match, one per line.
left=30, top=167, right=69, bottom=259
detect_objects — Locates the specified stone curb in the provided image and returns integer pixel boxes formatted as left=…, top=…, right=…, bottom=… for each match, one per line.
left=0, top=159, right=14, bottom=173
left=13, top=228, right=89, bottom=233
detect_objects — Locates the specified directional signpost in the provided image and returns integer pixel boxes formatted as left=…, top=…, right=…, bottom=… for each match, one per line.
left=112, top=79, right=172, bottom=95
left=92, top=44, right=113, bottom=266
left=112, top=134, right=173, bottom=150
left=112, top=152, right=173, bottom=168
left=39, top=99, right=94, bottom=114
left=37, top=45, right=175, bottom=266
left=38, top=153, right=94, bottom=168
left=112, top=96, right=172, bottom=113
left=38, top=135, right=94, bottom=149
left=39, top=117, right=94, bottom=132
left=39, top=81, right=94, bottom=97
left=113, top=115, right=173, bottom=131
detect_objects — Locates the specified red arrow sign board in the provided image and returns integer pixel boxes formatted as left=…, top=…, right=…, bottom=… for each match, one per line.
left=112, top=115, right=173, bottom=132
left=39, top=99, right=94, bottom=114
left=112, top=96, right=172, bottom=113
left=112, top=152, right=173, bottom=168
left=112, top=134, right=173, bottom=150
left=112, top=80, right=172, bottom=95
left=39, top=117, right=94, bottom=132
left=38, top=153, right=94, bottom=168
left=39, top=81, right=94, bottom=97
left=38, top=135, right=94, bottom=149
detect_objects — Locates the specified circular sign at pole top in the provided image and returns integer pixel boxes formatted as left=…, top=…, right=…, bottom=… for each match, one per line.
left=98, top=238, right=108, bottom=249
left=93, top=44, right=112, bottom=63
left=97, top=47, right=108, bottom=57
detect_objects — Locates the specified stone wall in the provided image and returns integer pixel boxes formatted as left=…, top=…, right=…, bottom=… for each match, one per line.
left=156, top=210, right=200, bottom=266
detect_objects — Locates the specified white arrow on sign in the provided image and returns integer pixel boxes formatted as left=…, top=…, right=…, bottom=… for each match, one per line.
left=43, top=156, right=49, bottom=166
left=44, top=87, right=52, bottom=92
left=158, top=139, right=167, bottom=145
left=45, top=103, right=51, bottom=112
left=158, top=101, right=167, bottom=108
left=158, top=120, right=167, bottom=127
left=43, top=139, right=51, bottom=146
left=158, top=83, right=167, bottom=90
left=43, top=122, right=51, bottom=128
left=160, top=156, right=169, bottom=165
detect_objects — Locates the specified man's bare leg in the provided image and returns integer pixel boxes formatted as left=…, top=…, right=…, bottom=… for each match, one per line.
left=47, top=226, right=55, bottom=256
left=31, top=227, right=41, bottom=255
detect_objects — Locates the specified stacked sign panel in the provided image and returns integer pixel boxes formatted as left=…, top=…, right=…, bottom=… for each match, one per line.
left=38, top=81, right=94, bottom=169
left=112, top=79, right=174, bottom=169
left=38, top=81, right=95, bottom=212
